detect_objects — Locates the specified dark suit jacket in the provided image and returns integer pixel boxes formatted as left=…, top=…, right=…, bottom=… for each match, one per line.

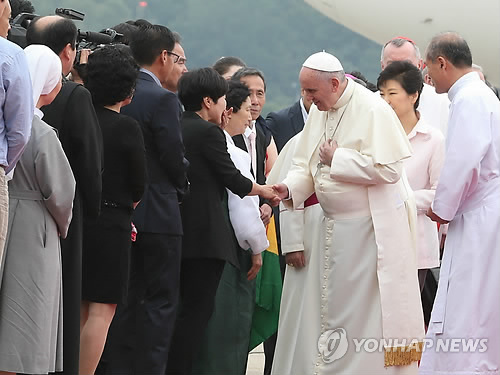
left=121, top=71, right=188, bottom=235
left=180, top=111, right=253, bottom=265
left=266, top=100, right=305, bottom=153
left=42, top=80, right=103, bottom=219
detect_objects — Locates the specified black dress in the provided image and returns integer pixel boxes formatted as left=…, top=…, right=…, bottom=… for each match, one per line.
left=82, top=107, right=146, bottom=304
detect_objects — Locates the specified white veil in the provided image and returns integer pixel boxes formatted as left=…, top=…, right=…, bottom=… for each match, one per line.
left=23, top=44, right=62, bottom=112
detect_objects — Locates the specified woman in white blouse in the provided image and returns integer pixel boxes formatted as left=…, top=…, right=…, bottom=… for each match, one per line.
left=378, top=60, right=445, bottom=290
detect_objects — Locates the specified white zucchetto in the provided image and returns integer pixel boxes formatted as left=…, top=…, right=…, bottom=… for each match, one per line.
left=303, top=51, right=343, bottom=72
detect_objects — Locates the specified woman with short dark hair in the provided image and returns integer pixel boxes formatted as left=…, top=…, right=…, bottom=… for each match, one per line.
left=213, top=56, right=246, bottom=80
left=378, top=60, right=445, bottom=291
left=80, top=45, right=146, bottom=375
left=193, top=80, right=269, bottom=374
left=167, top=68, right=277, bottom=375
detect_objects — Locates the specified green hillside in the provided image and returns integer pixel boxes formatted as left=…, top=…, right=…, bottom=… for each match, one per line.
left=32, top=0, right=382, bottom=113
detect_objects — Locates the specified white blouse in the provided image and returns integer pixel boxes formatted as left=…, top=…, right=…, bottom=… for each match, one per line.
left=404, top=117, right=445, bottom=268
left=224, top=130, right=268, bottom=254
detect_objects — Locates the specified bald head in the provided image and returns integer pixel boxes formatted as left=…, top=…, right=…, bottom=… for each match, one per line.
left=381, top=38, right=422, bottom=70
left=425, top=32, right=472, bottom=69
left=26, top=15, right=78, bottom=76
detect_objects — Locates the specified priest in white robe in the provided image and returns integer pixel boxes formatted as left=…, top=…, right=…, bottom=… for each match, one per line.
left=272, top=52, right=425, bottom=374
left=267, top=131, right=325, bottom=375
left=420, top=32, right=500, bottom=375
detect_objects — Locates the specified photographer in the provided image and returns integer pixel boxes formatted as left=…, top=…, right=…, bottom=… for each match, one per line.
left=26, top=15, right=104, bottom=375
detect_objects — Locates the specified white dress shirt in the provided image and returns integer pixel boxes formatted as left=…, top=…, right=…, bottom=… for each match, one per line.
left=242, top=122, right=257, bottom=176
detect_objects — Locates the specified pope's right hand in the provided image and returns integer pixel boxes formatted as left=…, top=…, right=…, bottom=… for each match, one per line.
left=272, top=183, right=289, bottom=200
left=258, top=184, right=281, bottom=206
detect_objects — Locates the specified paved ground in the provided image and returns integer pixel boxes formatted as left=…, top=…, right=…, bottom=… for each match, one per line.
left=246, top=344, right=265, bottom=375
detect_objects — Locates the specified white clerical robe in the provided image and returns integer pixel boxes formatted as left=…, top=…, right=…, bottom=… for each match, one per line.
left=404, top=118, right=445, bottom=269
left=419, top=73, right=500, bottom=375
left=418, top=83, right=450, bottom=138
left=224, top=130, right=268, bottom=254
left=280, top=79, right=424, bottom=374
left=267, top=132, right=327, bottom=375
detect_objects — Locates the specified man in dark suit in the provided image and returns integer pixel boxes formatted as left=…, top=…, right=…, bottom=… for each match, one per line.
left=103, top=25, right=189, bottom=374
left=26, top=16, right=104, bottom=375
left=266, top=91, right=312, bottom=153
left=231, top=68, right=278, bottom=226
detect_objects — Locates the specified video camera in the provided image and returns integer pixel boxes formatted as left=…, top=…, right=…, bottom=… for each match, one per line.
left=7, top=8, right=121, bottom=51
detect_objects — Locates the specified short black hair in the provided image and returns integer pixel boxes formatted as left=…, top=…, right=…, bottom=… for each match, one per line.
left=426, top=32, right=472, bottom=68
left=231, top=67, right=266, bottom=92
left=26, top=16, right=77, bottom=55
left=226, top=81, right=250, bottom=113
left=348, top=70, right=377, bottom=92
left=84, top=45, right=139, bottom=107
left=132, top=19, right=152, bottom=27
left=110, top=22, right=139, bottom=45
left=129, top=24, right=175, bottom=66
left=172, top=31, right=182, bottom=44
left=178, top=68, right=228, bottom=112
left=10, top=0, right=35, bottom=19
left=213, top=56, right=246, bottom=76
left=377, top=60, right=424, bottom=111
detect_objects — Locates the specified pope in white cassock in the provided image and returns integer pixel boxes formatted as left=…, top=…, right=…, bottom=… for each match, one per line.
left=420, top=32, right=500, bottom=375
left=272, top=52, right=424, bottom=375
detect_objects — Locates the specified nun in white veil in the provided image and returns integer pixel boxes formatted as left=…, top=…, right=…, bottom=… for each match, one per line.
left=0, top=45, right=76, bottom=375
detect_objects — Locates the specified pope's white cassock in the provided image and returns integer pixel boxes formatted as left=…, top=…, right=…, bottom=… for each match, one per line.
left=419, top=72, right=500, bottom=375
left=274, top=54, right=425, bottom=374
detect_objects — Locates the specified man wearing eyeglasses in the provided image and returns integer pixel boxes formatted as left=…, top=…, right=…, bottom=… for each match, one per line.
left=104, top=24, right=189, bottom=375
left=163, top=32, right=188, bottom=93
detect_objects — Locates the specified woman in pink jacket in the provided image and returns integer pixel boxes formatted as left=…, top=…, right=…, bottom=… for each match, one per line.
left=378, top=60, right=445, bottom=290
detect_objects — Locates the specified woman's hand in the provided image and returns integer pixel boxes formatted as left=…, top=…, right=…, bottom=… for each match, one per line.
left=220, top=107, right=233, bottom=129
left=247, top=253, right=263, bottom=280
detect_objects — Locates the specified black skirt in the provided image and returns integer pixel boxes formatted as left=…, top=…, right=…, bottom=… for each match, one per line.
left=82, top=206, right=133, bottom=304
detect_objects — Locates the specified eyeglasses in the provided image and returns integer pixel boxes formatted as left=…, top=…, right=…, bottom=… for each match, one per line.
left=167, top=51, right=187, bottom=65
left=167, top=51, right=181, bottom=63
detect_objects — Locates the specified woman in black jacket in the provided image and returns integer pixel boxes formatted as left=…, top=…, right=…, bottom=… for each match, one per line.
left=80, top=45, right=146, bottom=375
left=166, top=68, right=277, bottom=375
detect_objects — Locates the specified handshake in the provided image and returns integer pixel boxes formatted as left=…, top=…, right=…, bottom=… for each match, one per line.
left=252, top=183, right=290, bottom=206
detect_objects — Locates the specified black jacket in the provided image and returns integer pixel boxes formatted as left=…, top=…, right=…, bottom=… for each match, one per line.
left=121, top=71, right=189, bottom=235
left=266, top=100, right=305, bottom=153
left=180, top=111, right=253, bottom=265
left=42, top=80, right=103, bottom=219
